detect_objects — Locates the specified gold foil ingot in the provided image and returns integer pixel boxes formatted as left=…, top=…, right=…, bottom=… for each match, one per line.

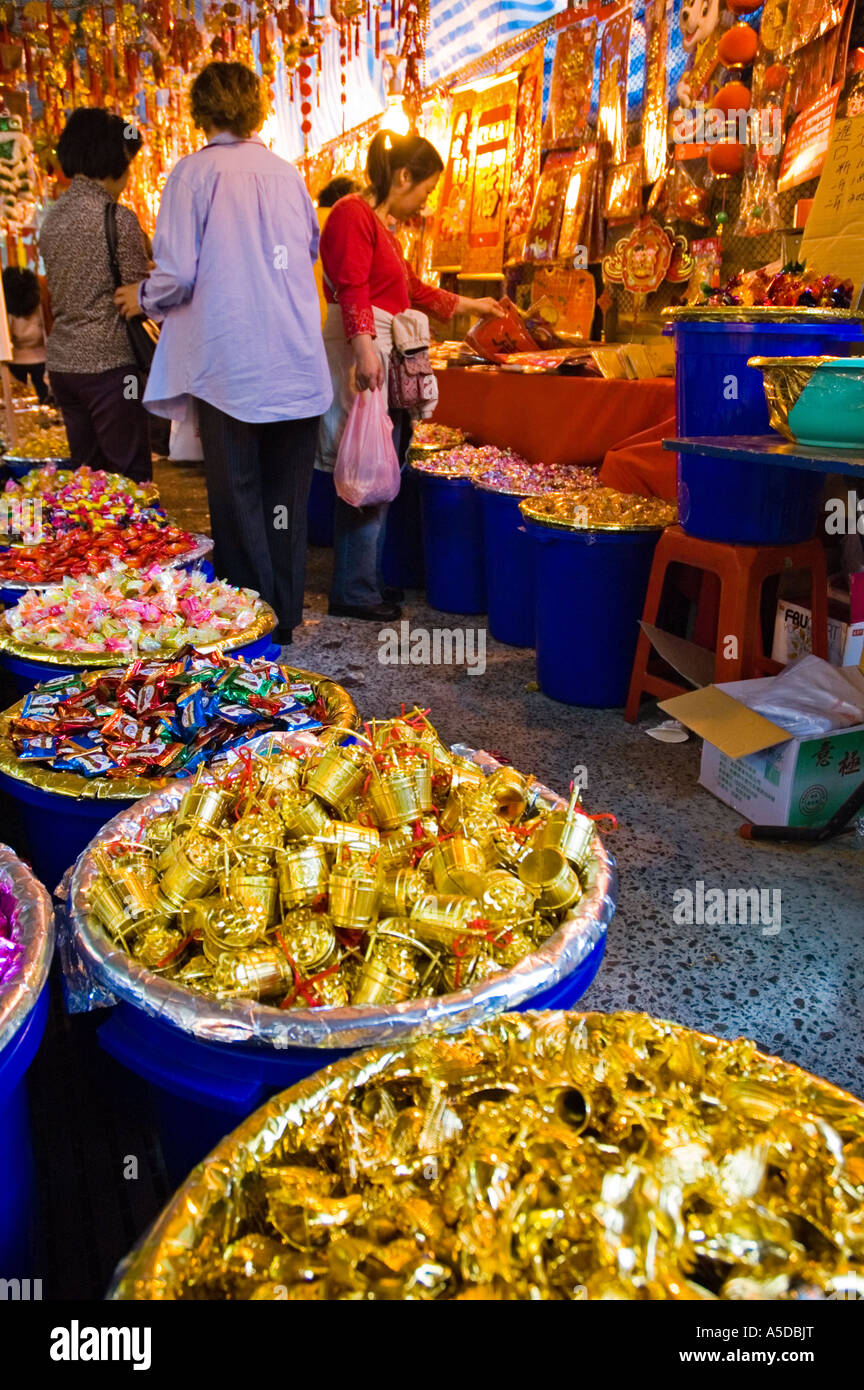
left=378, top=824, right=417, bottom=869
left=482, top=869, right=537, bottom=922
left=88, top=876, right=136, bottom=945
left=534, top=811, right=595, bottom=871
left=319, top=821, right=380, bottom=859
left=328, top=866, right=380, bottom=929
left=488, top=826, right=533, bottom=870
left=428, top=838, right=487, bottom=898
left=448, top=756, right=487, bottom=796
left=367, top=770, right=425, bottom=830
left=106, top=859, right=160, bottom=922
left=380, top=867, right=426, bottom=916
left=279, top=790, right=331, bottom=841
left=276, top=843, right=330, bottom=911
left=159, top=831, right=222, bottom=908
left=303, top=743, right=369, bottom=812
left=352, top=929, right=421, bottom=1006
left=133, top=924, right=186, bottom=972
left=411, top=893, right=483, bottom=938
left=230, top=813, right=284, bottom=854
left=411, top=758, right=434, bottom=813
left=201, top=905, right=263, bottom=959
left=517, top=848, right=581, bottom=911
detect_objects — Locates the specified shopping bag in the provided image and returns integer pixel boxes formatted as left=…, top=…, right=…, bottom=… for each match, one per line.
left=169, top=413, right=204, bottom=462
left=333, top=387, right=400, bottom=508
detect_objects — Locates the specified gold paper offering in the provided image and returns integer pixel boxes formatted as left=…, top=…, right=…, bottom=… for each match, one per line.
left=520, top=487, right=676, bottom=532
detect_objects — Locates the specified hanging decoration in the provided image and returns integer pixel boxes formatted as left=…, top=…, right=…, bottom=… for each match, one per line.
left=524, top=152, right=578, bottom=264
left=399, top=0, right=428, bottom=129
left=461, top=73, right=518, bottom=276
left=543, top=19, right=598, bottom=150
left=642, top=0, right=669, bottom=188
left=597, top=6, right=631, bottom=165
left=503, top=43, right=543, bottom=266
left=602, top=216, right=673, bottom=295
left=430, top=89, right=476, bottom=271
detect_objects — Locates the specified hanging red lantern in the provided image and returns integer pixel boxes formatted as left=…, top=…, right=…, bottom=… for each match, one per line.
left=710, top=81, right=751, bottom=115
left=707, top=142, right=745, bottom=176
left=725, top=0, right=761, bottom=12
left=718, top=23, right=758, bottom=69
left=301, top=101, right=311, bottom=116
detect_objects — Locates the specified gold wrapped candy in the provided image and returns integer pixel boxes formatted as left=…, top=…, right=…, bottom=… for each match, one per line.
left=84, top=712, right=599, bottom=1012
left=520, top=487, right=676, bottom=532
left=111, top=1011, right=864, bottom=1301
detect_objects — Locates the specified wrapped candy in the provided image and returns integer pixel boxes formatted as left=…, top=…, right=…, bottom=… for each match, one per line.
left=0, top=565, right=270, bottom=658
left=1, top=465, right=163, bottom=541
left=3, top=420, right=69, bottom=461
left=475, top=461, right=601, bottom=496
left=2, top=651, right=338, bottom=782
left=0, top=522, right=199, bottom=585
left=520, top=487, right=677, bottom=531
left=704, top=263, right=855, bottom=308
left=81, top=711, right=601, bottom=1012
left=111, top=1010, right=864, bottom=1301
left=411, top=445, right=530, bottom=479
left=0, top=878, right=23, bottom=990
left=410, top=423, right=466, bottom=451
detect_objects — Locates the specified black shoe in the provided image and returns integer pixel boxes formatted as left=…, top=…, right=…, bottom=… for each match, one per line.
left=382, top=585, right=404, bottom=602
left=328, top=600, right=402, bottom=622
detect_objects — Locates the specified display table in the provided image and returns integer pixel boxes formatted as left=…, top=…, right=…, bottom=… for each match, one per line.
left=665, top=434, right=864, bottom=478
left=434, top=369, right=676, bottom=466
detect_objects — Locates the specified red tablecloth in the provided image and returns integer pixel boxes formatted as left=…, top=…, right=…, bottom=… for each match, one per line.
left=433, top=369, right=676, bottom=467
left=599, top=415, right=678, bottom=501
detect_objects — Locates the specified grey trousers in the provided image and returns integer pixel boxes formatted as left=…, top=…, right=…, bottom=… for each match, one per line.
left=195, top=398, right=319, bottom=632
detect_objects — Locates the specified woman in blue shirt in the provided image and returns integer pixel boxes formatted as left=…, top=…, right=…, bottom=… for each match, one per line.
left=115, top=62, right=331, bottom=646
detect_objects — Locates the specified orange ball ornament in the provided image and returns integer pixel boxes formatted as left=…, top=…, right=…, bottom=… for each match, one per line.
left=710, top=81, right=751, bottom=114
left=718, top=23, right=759, bottom=68
left=725, top=0, right=761, bottom=12
left=707, top=142, right=745, bottom=176
left=762, top=64, right=788, bottom=93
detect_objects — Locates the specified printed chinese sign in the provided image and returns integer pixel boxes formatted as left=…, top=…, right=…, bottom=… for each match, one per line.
left=463, top=75, right=519, bottom=277
left=431, top=90, right=476, bottom=271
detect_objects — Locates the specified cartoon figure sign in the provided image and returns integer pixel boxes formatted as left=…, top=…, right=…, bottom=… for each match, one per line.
left=675, top=0, right=725, bottom=108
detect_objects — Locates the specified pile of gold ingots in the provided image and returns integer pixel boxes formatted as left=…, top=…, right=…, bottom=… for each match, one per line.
left=520, top=487, right=677, bottom=531
left=85, top=710, right=595, bottom=1008
left=113, top=1011, right=864, bottom=1300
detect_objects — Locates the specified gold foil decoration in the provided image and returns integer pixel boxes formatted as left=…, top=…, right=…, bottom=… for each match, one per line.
left=520, top=488, right=676, bottom=533
left=747, top=354, right=826, bottom=442
left=111, top=1011, right=864, bottom=1302
left=597, top=7, right=632, bottom=165
left=544, top=20, right=598, bottom=150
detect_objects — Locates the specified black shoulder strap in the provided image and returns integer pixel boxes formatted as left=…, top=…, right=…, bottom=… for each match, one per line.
left=104, top=200, right=122, bottom=289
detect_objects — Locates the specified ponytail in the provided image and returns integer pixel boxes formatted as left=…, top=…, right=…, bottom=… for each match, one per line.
left=366, top=129, right=444, bottom=206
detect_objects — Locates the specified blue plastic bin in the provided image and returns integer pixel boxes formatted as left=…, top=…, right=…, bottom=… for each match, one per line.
left=670, top=316, right=862, bottom=544
left=307, top=468, right=335, bottom=547
left=98, top=935, right=606, bottom=1182
left=0, top=984, right=48, bottom=1277
left=417, top=472, right=486, bottom=615
left=526, top=520, right=661, bottom=707
left=478, top=489, right=535, bottom=647
left=0, top=773, right=137, bottom=893
left=382, top=466, right=425, bottom=589
left=0, top=637, right=281, bottom=699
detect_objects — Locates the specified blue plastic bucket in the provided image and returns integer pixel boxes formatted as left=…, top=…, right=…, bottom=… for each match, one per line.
left=526, top=520, right=661, bottom=707
left=0, top=637, right=281, bottom=699
left=417, top=472, right=486, bottom=615
left=479, top=490, right=535, bottom=647
left=670, top=317, right=861, bottom=544
left=382, top=466, right=425, bottom=589
left=677, top=453, right=824, bottom=545
left=0, top=984, right=48, bottom=1277
left=0, top=772, right=137, bottom=893
left=98, top=936, right=606, bottom=1182
left=307, top=468, right=335, bottom=547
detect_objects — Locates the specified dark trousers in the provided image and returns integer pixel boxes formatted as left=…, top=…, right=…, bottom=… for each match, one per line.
left=50, top=365, right=152, bottom=482
left=195, top=398, right=319, bottom=633
left=9, top=362, right=49, bottom=404
left=331, top=408, right=411, bottom=607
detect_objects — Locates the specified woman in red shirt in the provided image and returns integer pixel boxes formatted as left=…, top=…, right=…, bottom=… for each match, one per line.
left=319, top=130, right=502, bottom=622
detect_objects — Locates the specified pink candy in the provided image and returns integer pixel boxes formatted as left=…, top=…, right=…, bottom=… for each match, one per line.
left=476, top=461, right=602, bottom=496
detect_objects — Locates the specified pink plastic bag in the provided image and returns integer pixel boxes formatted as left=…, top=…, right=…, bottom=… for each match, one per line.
left=334, top=388, right=401, bottom=508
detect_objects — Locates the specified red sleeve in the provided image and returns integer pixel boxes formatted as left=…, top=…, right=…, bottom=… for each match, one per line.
left=319, top=196, right=377, bottom=341
left=406, top=263, right=459, bottom=322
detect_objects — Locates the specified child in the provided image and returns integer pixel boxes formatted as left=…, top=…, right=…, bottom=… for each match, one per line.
left=3, top=266, right=50, bottom=403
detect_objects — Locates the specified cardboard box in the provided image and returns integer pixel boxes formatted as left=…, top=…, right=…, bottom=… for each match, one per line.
left=771, top=598, right=850, bottom=667
left=661, top=669, right=864, bottom=827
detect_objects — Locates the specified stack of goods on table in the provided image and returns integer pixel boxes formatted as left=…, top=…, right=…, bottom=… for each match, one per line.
left=110, top=1010, right=864, bottom=1301
left=0, top=845, right=53, bottom=1273
left=0, top=652, right=356, bottom=892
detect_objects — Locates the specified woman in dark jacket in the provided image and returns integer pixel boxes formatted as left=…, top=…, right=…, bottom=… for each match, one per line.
left=39, top=108, right=152, bottom=482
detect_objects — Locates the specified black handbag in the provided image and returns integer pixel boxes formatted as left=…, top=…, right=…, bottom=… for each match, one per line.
left=104, top=200, right=160, bottom=375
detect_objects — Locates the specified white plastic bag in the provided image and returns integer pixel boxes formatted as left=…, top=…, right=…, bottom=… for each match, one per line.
left=168, top=414, right=203, bottom=462
left=736, top=655, right=864, bottom=737
left=333, top=387, right=400, bottom=508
